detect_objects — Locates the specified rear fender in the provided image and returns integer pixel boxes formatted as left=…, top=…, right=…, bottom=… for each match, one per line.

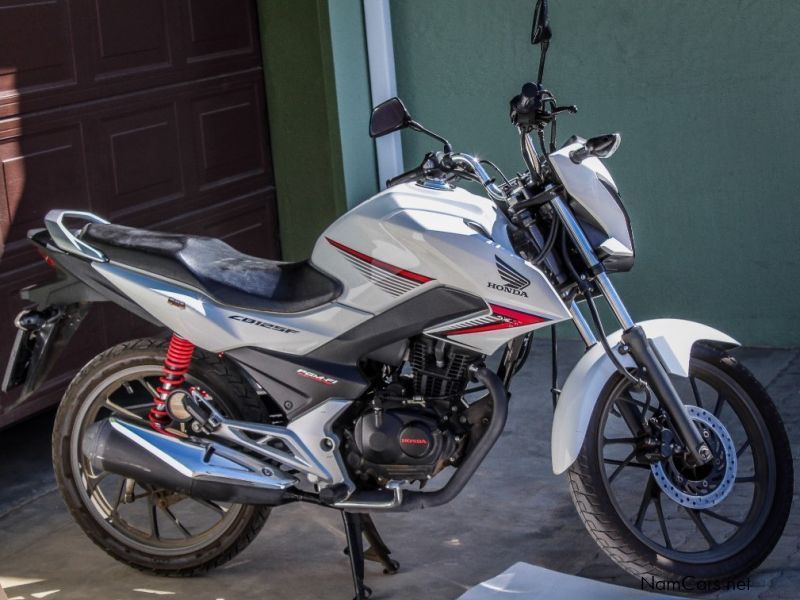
left=550, top=318, right=739, bottom=475
left=1, top=233, right=96, bottom=400
left=2, top=228, right=160, bottom=401
left=2, top=303, right=88, bottom=401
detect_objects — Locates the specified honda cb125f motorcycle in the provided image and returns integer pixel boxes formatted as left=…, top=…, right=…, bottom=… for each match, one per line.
left=3, top=2, right=792, bottom=597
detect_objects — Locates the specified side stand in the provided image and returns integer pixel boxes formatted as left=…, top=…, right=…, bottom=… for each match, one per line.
left=341, top=511, right=400, bottom=600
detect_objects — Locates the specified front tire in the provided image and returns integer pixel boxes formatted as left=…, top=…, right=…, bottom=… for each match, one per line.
left=53, top=338, right=271, bottom=576
left=568, top=344, right=793, bottom=585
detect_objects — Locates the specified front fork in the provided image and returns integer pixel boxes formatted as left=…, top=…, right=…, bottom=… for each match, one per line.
left=551, top=196, right=713, bottom=465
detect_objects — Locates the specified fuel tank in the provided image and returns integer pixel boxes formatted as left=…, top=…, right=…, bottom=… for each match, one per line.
left=312, top=182, right=570, bottom=354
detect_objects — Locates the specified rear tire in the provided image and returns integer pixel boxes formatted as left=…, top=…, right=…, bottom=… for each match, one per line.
left=568, top=344, right=793, bottom=585
left=53, top=338, right=272, bottom=576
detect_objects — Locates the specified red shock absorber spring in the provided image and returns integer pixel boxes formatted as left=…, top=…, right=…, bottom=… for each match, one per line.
left=149, top=333, right=195, bottom=433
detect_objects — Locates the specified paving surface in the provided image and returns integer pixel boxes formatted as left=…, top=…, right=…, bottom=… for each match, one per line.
left=0, top=341, right=798, bottom=600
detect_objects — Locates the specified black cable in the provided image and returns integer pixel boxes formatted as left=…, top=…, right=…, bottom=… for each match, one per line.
left=582, top=290, right=644, bottom=388
left=532, top=219, right=559, bottom=266
left=537, top=129, right=548, bottom=156
left=512, top=333, right=534, bottom=376
left=519, top=132, right=541, bottom=181
left=479, top=159, right=511, bottom=186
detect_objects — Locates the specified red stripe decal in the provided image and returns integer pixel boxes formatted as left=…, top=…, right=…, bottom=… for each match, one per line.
left=442, top=303, right=547, bottom=336
left=490, top=304, right=548, bottom=324
left=326, top=237, right=433, bottom=284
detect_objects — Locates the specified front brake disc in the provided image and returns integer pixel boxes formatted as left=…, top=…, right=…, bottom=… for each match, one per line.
left=651, top=405, right=737, bottom=509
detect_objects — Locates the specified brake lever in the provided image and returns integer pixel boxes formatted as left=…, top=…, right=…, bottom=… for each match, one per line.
left=551, top=105, right=578, bottom=116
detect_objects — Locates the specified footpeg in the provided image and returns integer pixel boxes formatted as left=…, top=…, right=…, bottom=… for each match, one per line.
left=182, top=388, right=222, bottom=434
left=319, top=483, right=350, bottom=505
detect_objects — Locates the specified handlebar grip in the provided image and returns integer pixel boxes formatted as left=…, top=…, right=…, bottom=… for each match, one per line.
left=386, top=165, right=426, bottom=188
left=521, top=82, right=540, bottom=95
left=510, top=82, right=543, bottom=128
left=516, top=82, right=541, bottom=112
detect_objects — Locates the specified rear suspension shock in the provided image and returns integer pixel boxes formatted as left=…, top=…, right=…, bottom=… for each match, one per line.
left=149, top=334, right=195, bottom=433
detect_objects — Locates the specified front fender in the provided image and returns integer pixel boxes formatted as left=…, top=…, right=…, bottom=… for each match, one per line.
left=551, top=318, right=738, bottom=475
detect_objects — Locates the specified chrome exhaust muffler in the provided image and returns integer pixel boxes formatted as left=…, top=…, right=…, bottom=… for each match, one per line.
left=82, top=417, right=299, bottom=505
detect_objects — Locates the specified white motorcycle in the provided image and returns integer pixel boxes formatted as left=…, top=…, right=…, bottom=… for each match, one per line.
left=4, top=2, right=792, bottom=597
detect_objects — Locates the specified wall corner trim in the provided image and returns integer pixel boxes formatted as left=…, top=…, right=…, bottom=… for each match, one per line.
left=363, top=0, right=404, bottom=188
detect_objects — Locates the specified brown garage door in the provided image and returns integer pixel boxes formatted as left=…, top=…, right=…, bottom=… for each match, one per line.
left=0, top=0, right=279, bottom=427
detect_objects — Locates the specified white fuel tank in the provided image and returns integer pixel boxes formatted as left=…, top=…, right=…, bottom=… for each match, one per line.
left=312, top=183, right=570, bottom=354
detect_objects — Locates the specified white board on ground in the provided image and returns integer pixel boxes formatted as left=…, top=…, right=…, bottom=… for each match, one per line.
left=458, top=562, right=689, bottom=600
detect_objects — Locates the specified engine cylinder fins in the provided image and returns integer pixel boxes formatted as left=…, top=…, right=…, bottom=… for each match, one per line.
left=410, top=338, right=476, bottom=402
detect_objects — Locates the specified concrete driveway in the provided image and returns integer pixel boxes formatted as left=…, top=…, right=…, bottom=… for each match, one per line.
left=1, top=340, right=797, bottom=600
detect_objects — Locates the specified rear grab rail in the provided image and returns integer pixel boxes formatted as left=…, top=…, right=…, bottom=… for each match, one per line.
left=44, top=209, right=110, bottom=262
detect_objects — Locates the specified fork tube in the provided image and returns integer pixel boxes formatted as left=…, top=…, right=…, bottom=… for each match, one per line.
left=550, top=196, right=599, bottom=265
left=568, top=301, right=597, bottom=348
left=594, top=273, right=635, bottom=330
left=521, top=131, right=542, bottom=178
left=551, top=197, right=711, bottom=464
left=551, top=196, right=634, bottom=329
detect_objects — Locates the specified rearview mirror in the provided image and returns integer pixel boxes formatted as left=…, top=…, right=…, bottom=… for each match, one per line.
left=369, top=97, right=411, bottom=138
left=530, top=0, right=552, bottom=45
left=586, top=133, right=621, bottom=159
left=569, top=133, right=622, bottom=163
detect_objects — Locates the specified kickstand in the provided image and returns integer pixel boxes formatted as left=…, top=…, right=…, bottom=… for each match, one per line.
left=341, top=511, right=400, bottom=600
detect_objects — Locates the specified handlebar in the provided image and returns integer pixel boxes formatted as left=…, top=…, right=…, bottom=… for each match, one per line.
left=448, top=154, right=507, bottom=201
left=385, top=152, right=508, bottom=202
left=383, top=79, right=578, bottom=208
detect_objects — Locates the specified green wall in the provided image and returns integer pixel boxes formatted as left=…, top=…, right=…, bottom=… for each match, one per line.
left=390, top=0, right=800, bottom=347
left=256, top=0, right=376, bottom=260
left=328, top=0, right=379, bottom=209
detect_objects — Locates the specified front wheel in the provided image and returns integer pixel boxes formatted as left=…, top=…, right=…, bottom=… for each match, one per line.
left=568, top=344, right=793, bottom=586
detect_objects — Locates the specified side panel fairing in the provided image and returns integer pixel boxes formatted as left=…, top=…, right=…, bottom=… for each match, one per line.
left=227, top=347, right=369, bottom=420
left=93, top=263, right=371, bottom=354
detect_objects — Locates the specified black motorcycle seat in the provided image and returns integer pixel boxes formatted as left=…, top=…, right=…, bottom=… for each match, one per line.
left=80, top=223, right=341, bottom=314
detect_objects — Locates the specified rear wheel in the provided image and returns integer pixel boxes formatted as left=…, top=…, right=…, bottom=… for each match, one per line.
left=568, top=344, right=793, bottom=585
left=53, top=338, right=271, bottom=575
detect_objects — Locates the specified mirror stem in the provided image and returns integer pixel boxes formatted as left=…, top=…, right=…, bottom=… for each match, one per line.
left=537, top=40, right=549, bottom=85
left=408, top=121, right=452, bottom=154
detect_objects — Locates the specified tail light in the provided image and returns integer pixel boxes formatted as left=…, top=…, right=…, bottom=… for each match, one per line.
left=35, top=247, right=56, bottom=269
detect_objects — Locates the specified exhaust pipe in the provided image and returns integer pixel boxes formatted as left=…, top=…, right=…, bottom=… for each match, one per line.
left=82, top=417, right=300, bottom=505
